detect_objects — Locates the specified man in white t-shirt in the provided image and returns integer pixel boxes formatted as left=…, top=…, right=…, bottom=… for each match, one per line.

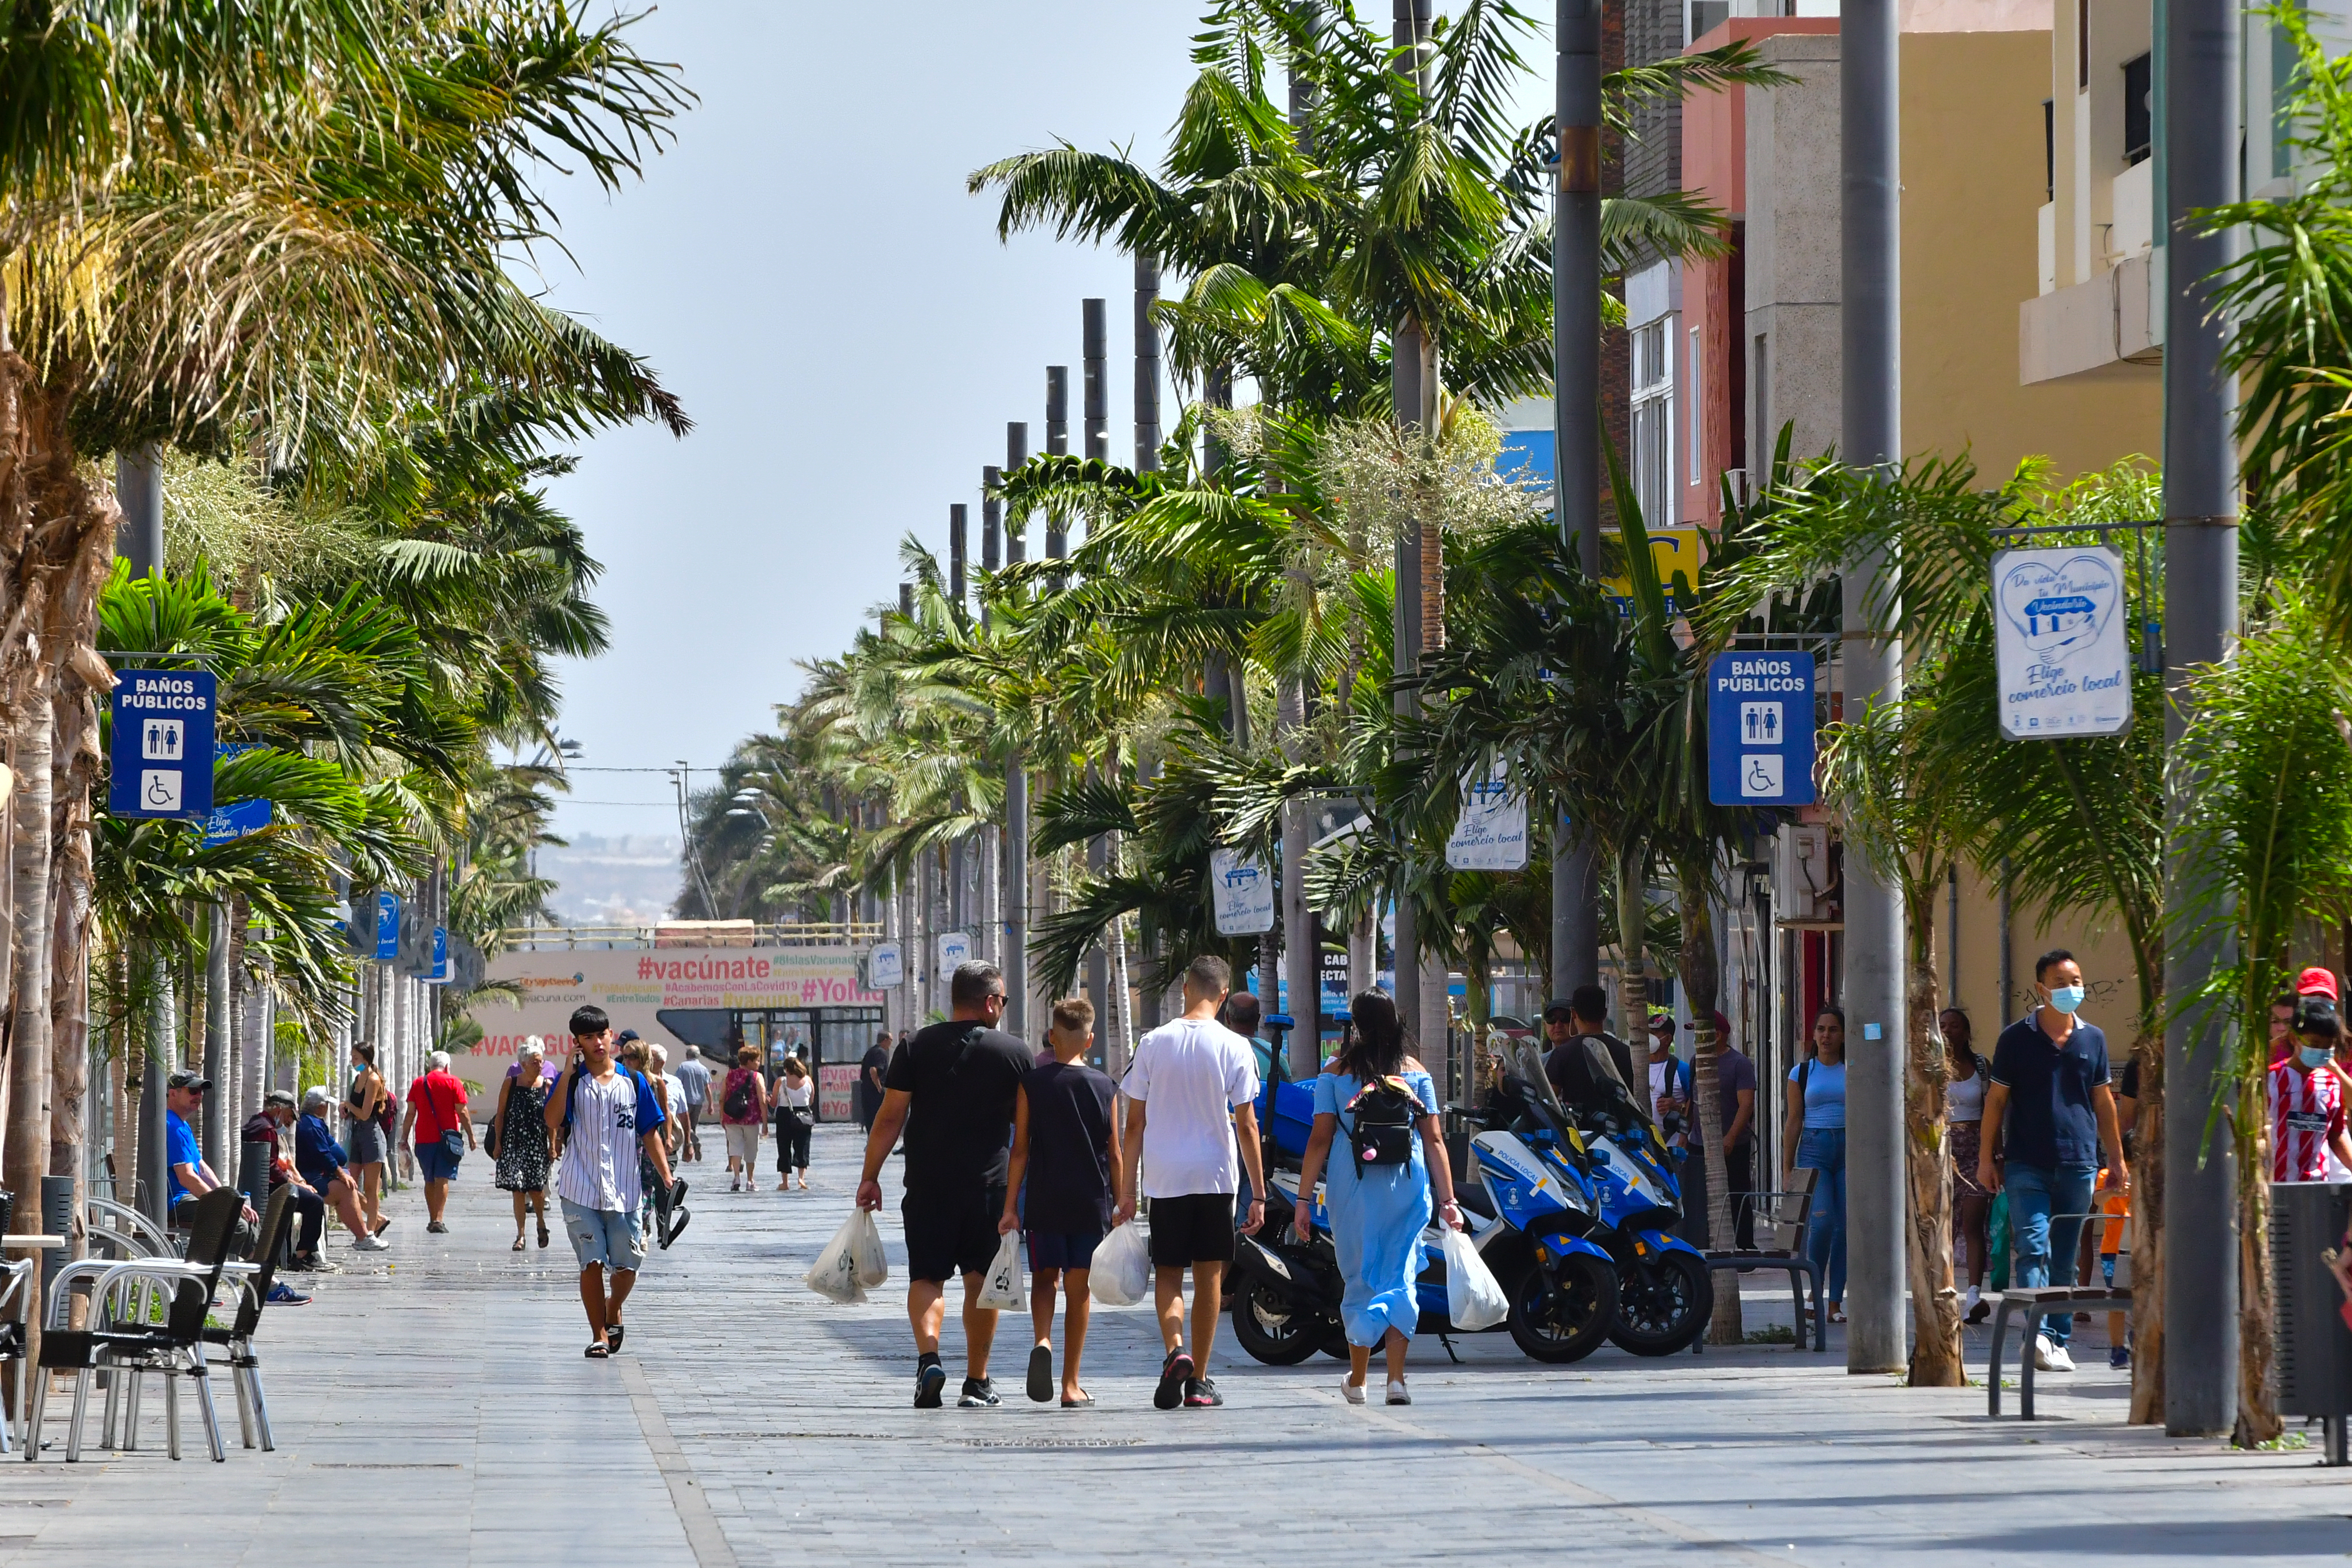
left=1115, top=953, right=1265, bottom=1411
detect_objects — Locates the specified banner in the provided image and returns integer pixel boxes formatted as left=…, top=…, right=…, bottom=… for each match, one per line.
left=1446, top=775, right=1529, bottom=870
left=1992, top=545, right=2131, bottom=738
left=1209, top=847, right=1275, bottom=935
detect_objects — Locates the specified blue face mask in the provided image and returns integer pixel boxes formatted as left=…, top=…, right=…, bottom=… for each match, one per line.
left=2302, top=1046, right=2335, bottom=1070
left=2046, top=984, right=2086, bottom=1015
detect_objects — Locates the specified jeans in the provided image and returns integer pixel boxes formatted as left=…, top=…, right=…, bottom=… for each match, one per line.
left=1796, top=1126, right=1847, bottom=1305
left=2004, top=1162, right=2097, bottom=1347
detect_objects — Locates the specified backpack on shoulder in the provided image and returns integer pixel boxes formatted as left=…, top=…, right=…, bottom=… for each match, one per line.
left=1345, top=1076, right=1422, bottom=1174
left=722, top=1070, right=754, bottom=1120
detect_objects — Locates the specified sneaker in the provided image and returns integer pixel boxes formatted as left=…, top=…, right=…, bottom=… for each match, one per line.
left=2032, top=1335, right=2057, bottom=1370
left=2042, top=1339, right=2076, bottom=1373
left=957, top=1377, right=1001, bottom=1408
left=425, top=1220, right=448, bottom=1234
left=914, top=1359, right=946, bottom=1409
left=1341, top=1378, right=1366, bottom=1406
left=265, top=1282, right=312, bottom=1306
left=1183, top=1378, right=1223, bottom=1408
left=1963, top=1284, right=1980, bottom=1312
left=1385, top=1378, right=1411, bottom=1406
left=1154, top=1349, right=1194, bottom=1411
left=2109, top=1345, right=2132, bottom=1370
left=353, top=1235, right=390, bottom=1252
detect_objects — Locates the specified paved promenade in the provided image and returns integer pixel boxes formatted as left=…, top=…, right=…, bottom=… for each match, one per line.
left=0, top=1123, right=2340, bottom=1566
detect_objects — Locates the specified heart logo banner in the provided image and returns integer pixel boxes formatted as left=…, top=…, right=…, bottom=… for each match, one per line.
left=1992, top=545, right=2132, bottom=739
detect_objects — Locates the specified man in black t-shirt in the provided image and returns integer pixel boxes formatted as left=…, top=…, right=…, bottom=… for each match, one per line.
left=1543, top=986, right=1638, bottom=1113
left=856, top=1032, right=893, bottom=1131
left=999, top=996, right=1123, bottom=1406
left=858, top=960, right=1032, bottom=1409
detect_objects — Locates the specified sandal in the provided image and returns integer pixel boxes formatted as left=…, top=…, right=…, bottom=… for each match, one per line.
left=606, top=1323, right=625, bottom=1352
left=584, top=1343, right=609, bottom=1359
left=512, top=1236, right=526, bottom=1251
left=1060, top=1391, right=1094, bottom=1408
left=372, top=1218, right=391, bottom=1237
left=538, top=1223, right=550, bottom=1248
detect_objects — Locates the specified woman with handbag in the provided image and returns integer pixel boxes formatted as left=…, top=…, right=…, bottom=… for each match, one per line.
left=1292, top=991, right=1463, bottom=1408
left=774, top=1057, right=816, bottom=1191
left=492, top=1041, right=554, bottom=1250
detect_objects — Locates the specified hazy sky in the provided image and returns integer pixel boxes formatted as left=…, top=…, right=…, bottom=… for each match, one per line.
left=534, top=2, right=1548, bottom=847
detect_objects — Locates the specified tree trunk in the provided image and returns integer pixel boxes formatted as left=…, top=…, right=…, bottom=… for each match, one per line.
left=47, top=686, right=96, bottom=1262
left=1679, top=871, right=1742, bottom=1343
left=5, top=683, right=54, bottom=1228
left=1903, top=933, right=1962, bottom=1386
left=2234, top=1079, right=2282, bottom=1446
left=2128, top=1028, right=2165, bottom=1424
left=1614, top=845, right=1653, bottom=1118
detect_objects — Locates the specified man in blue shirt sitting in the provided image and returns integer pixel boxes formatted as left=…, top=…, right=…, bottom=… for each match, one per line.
left=1975, top=949, right=2132, bottom=1374
left=165, top=1070, right=259, bottom=1254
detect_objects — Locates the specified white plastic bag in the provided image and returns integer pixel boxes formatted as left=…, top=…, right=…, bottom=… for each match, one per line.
left=804, top=1212, right=870, bottom=1304
left=1442, top=1225, right=1509, bottom=1331
left=848, top=1210, right=889, bottom=1288
left=975, top=1230, right=1028, bottom=1312
left=1088, top=1220, right=1150, bottom=1307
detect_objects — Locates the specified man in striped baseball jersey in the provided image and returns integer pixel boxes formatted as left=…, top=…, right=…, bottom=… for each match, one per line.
left=2269, top=993, right=2352, bottom=1183
left=546, top=1004, right=673, bottom=1358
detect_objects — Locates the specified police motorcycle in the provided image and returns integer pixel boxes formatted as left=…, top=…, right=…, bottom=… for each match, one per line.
left=1535, top=1036, right=1715, bottom=1356
left=1225, top=1018, right=1617, bottom=1366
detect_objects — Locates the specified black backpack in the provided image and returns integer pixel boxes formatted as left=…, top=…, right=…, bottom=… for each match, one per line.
left=1346, top=1077, right=1420, bottom=1174
left=722, top=1071, right=755, bottom=1120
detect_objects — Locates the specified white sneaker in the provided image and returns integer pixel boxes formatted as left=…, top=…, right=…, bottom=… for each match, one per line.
left=1963, top=1284, right=1980, bottom=1312
left=2044, top=1341, right=2076, bottom=1373
left=353, top=1235, right=389, bottom=1252
left=1340, top=1379, right=1366, bottom=1405
left=1385, top=1379, right=1411, bottom=1406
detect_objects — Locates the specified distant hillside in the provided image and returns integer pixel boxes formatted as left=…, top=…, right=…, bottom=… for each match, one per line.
left=539, top=833, right=682, bottom=926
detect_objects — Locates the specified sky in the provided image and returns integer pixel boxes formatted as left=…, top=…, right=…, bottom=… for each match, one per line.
left=532, top=2, right=1552, bottom=851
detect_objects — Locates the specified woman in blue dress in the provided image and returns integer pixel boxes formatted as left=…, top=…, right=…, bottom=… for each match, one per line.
left=1294, top=991, right=1463, bottom=1408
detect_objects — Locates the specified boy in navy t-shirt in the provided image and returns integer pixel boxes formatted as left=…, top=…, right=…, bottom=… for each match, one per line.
left=1000, top=997, right=1124, bottom=1406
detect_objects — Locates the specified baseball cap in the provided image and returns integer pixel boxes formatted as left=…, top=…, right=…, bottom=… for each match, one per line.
left=167, top=1069, right=211, bottom=1093
left=2296, top=967, right=2339, bottom=1001
left=616, top=1028, right=642, bottom=1043
left=1647, top=1009, right=1674, bottom=1031
left=263, top=1089, right=297, bottom=1108
left=1541, top=998, right=1575, bottom=1022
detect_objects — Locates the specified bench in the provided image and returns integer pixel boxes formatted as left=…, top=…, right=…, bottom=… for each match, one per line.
left=1986, top=1211, right=2132, bottom=1419
left=1700, top=1168, right=1826, bottom=1352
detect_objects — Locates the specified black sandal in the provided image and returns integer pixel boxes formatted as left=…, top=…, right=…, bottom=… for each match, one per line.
left=606, top=1323, right=625, bottom=1352
left=584, top=1343, right=609, bottom=1359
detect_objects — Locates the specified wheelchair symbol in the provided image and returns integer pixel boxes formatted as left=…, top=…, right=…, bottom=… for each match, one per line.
left=1740, top=754, right=1785, bottom=799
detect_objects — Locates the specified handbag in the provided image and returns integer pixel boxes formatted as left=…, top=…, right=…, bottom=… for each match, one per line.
left=427, top=1075, right=466, bottom=1162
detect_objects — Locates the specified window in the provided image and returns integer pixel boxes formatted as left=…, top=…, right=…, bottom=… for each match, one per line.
left=1631, top=320, right=1674, bottom=527
left=2122, top=53, right=2152, bottom=165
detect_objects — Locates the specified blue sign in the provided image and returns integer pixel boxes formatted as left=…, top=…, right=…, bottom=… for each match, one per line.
left=431, top=925, right=448, bottom=982
left=374, top=893, right=401, bottom=961
left=1707, top=651, right=1816, bottom=806
left=106, top=669, right=217, bottom=819
left=201, top=797, right=272, bottom=846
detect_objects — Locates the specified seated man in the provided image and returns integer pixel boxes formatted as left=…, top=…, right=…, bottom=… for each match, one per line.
left=165, top=1070, right=261, bottom=1258
left=294, top=1087, right=382, bottom=1253
left=242, top=1090, right=328, bottom=1279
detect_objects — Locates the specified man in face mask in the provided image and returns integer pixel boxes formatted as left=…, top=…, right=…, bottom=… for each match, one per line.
left=2271, top=973, right=2352, bottom=1183
left=1975, top=948, right=2130, bottom=1375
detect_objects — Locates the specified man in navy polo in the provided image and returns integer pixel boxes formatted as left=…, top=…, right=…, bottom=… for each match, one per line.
left=1975, top=948, right=2131, bottom=1374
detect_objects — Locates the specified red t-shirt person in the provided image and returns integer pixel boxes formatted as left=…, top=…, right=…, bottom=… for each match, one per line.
left=407, top=1068, right=471, bottom=1145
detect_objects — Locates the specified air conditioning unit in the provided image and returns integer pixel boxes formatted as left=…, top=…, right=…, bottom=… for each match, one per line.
left=1773, top=823, right=1836, bottom=925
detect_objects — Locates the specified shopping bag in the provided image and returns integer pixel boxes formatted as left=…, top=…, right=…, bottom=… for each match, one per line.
left=1089, top=1220, right=1150, bottom=1307
left=1987, top=1189, right=2012, bottom=1293
left=975, top=1231, right=1028, bottom=1312
left=848, top=1210, right=889, bottom=1288
left=805, top=1212, right=869, bottom=1304
left=1441, top=1225, right=1509, bottom=1331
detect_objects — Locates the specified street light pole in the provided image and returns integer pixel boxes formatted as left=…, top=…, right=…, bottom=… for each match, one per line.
left=1135, top=258, right=1163, bottom=471
left=2162, top=0, right=2240, bottom=1439
left=1552, top=0, right=1603, bottom=999
left=1005, top=423, right=1033, bottom=1039
left=1839, top=0, right=1908, bottom=1376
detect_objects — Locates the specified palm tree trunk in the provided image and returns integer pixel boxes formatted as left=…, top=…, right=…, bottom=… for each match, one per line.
left=47, top=690, right=96, bottom=1258
left=5, top=683, right=54, bottom=1231
left=1679, top=870, right=1741, bottom=1343
left=1614, top=844, right=1653, bottom=1118
left=1903, top=928, right=1962, bottom=1386
left=2234, top=1071, right=2282, bottom=1445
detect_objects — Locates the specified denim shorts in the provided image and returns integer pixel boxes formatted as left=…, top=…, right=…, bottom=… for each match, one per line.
left=561, top=1197, right=645, bottom=1273
left=414, top=1141, right=461, bottom=1183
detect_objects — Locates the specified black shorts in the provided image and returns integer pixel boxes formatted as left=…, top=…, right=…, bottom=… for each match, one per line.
left=903, top=1187, right=1006, bottom=1285
left=1146, top=1192, right=1236, bottom=1268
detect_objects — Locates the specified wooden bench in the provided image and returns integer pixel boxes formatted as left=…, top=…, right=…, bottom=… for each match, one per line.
left=1700, top=1167, right=1826, bottom=1352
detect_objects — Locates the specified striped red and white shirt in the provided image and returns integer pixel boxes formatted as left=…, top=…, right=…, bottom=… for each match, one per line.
left=2268, top=1059, right=2345, bottom=1182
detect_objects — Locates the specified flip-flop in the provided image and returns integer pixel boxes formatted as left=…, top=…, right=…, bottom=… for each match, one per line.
left=584, top=1343, right=609, bottom=1359
left=538, top=1224, right=550, bottom=1248
left=606, top=1324, right=625, bottom=1352
left=662, top=1208, right=691, bottom=1248
left=1060, top=1391, right=1093, bottom=1408
left=1027, top=1344, right=1054, bottom=1403
left=512, top=1237, right=526, bottom=1251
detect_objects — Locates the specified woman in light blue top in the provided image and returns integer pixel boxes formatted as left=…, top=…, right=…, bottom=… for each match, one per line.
left=1781, top=1006, right=1850, bottom=1320
left=1294, top=991, right=1461, bottom=1408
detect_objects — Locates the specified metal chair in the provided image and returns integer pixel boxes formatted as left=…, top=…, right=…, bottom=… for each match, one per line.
left=208, top=1185, right=293, bottom=1451
left=26, top=1186, right=241, bottom=1462
left=86, top=1196, right=173, bottom=1260
left=0, top=1256, right=36, bottom=1454
left=1700, top=1167, right=1826, bottom=1350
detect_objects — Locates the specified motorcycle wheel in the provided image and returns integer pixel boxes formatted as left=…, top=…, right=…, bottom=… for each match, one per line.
left=1229, top=1274, right=1339, bottom=1366
left=1505, top=1252, right=1619, bottom=1364
left=1607, top=1249, right=1713, bottom=1356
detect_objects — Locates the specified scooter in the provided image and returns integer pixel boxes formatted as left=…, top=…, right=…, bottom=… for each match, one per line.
left=1536, top=1039, right=1714, bottom=1356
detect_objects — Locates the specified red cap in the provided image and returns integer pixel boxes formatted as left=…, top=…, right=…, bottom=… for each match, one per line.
left=2297, top=966, right=2340, bottom=1000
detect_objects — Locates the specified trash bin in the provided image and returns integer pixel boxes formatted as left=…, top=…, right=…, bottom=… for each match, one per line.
left=2269, top=1180, right=2352, bottom=1465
